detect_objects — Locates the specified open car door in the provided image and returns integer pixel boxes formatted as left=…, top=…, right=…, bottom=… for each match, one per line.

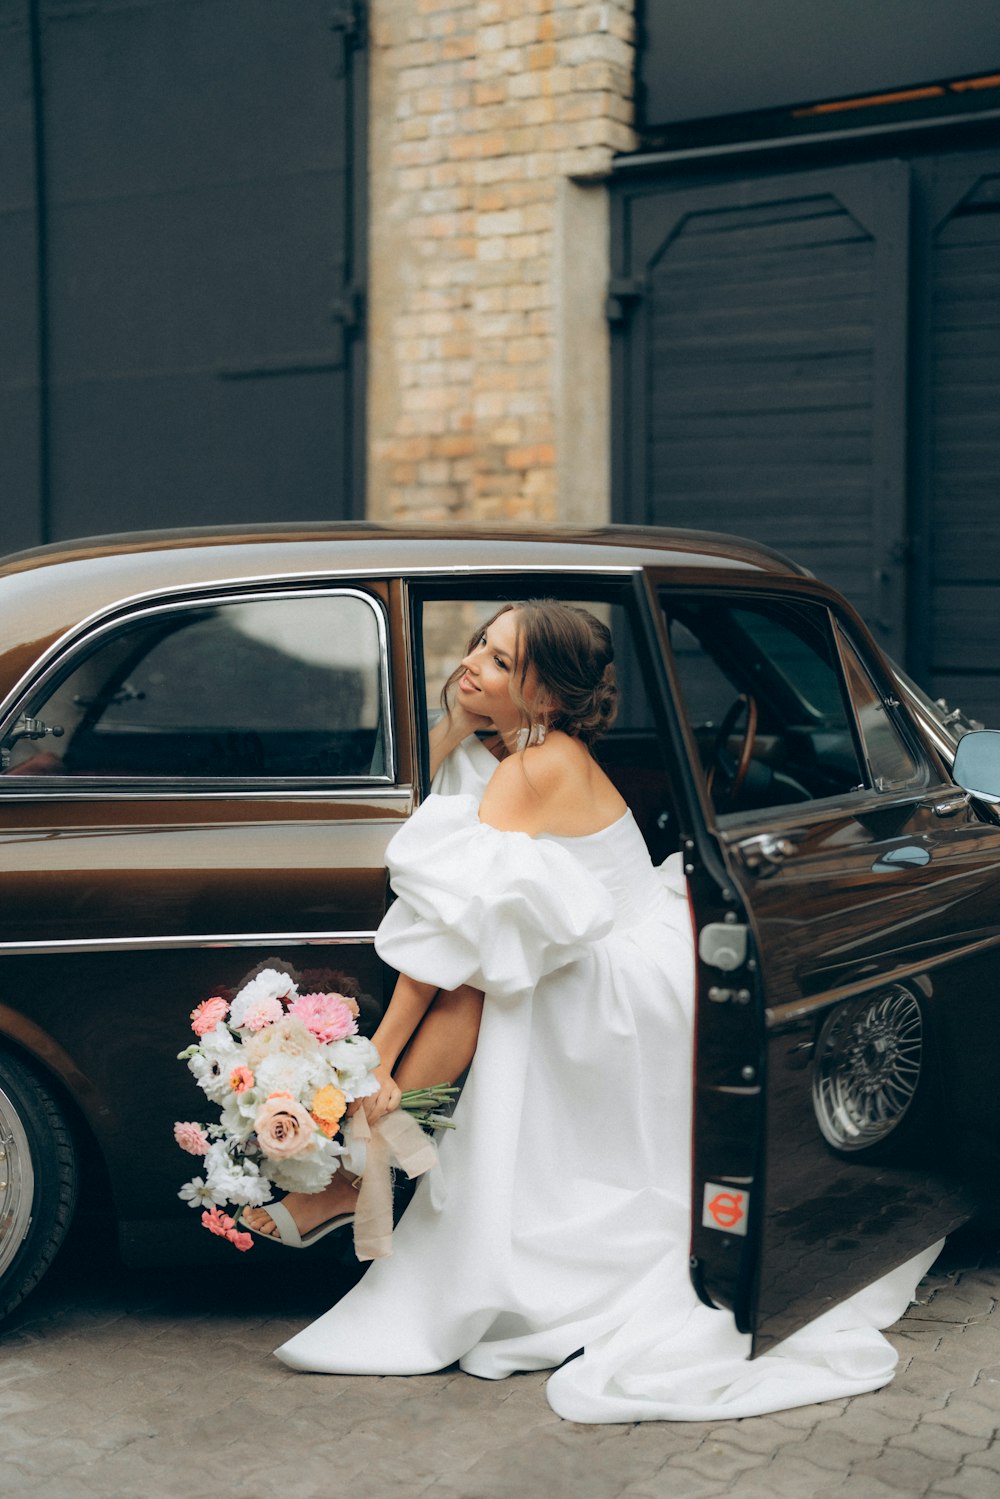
left=646, top=570, right=996, bottom=1354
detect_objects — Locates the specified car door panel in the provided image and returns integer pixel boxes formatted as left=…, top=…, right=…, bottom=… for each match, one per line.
left=649, top=571, right=1000, bottom=1354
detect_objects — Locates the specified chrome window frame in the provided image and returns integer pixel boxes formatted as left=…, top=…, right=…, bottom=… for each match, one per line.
left=0, top=584, right=396, bottom=795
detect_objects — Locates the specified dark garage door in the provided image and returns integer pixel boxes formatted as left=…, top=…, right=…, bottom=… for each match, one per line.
left=612, top=147, right=1000, bottom=724
left=0, top=0, right=366, bottom=556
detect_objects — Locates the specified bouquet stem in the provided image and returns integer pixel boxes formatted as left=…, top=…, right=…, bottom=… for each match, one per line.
left=400, top=1083, right=461, bottom=1130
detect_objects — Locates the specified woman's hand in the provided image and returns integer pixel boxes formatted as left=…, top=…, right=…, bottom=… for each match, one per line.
left=356, top=1063, right=402, bottom=1126
left=428, top=693, right=495, bottom=780
left=443, top=691, right=494, bottom=741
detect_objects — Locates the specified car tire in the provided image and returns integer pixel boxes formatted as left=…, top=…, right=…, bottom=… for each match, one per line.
left=0, top=1049, right=77, bottom=1321
left=811, top=985, right=932, bottom=1161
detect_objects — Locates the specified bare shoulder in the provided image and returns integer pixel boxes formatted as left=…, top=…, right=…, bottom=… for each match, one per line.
left=479, top=733, right=611, bottom=836
left=478, top=747, right=554, bottom=833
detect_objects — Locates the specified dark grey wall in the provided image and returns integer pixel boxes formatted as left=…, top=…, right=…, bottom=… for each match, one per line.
left=0, top=0, right=367, bottom=558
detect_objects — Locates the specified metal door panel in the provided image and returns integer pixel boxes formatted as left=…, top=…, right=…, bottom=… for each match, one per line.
left=646, top=568, right=999, bottom=1350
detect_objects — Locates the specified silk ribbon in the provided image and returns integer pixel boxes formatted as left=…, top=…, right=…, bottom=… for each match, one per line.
left=345, top=1108, right=438, bottom=1261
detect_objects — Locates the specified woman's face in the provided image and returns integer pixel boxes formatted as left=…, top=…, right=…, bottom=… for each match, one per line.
left=457, top=609, right=539, bottom=731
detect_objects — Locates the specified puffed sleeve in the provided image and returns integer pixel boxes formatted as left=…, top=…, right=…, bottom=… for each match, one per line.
left=375, top=794, right=615, bottom=1001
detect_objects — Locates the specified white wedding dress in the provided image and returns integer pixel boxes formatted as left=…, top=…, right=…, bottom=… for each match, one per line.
left=276, top=738, right=940, bottom=1421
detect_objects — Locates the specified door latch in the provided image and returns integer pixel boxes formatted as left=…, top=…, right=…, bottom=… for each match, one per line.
left=736, top=832, right=795, bottom=876
left=698, top=922, right=748, bottom=972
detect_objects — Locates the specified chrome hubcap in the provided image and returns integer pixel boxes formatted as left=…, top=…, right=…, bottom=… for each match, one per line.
left=0, top=1084, right=34, bottom=1279
left=812, top=988, right=923, bottom=1150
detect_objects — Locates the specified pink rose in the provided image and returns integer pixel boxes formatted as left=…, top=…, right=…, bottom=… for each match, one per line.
left=289, top=992, right=359, bottom=1045
left=173, top=1121, right=210, bottom=1156
left=229, top=1065, right=254, bottom=1094
left=191, top=996, right=229, bottom=1036
left=254, top=1092, right=317, bottom=1159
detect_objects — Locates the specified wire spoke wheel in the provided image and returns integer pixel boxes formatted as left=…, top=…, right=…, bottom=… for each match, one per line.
left=812, top=987, right=924, bottom=1152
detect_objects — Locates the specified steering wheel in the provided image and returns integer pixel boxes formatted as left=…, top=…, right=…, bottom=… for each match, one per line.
left=706, top=693, right=759, bottom=809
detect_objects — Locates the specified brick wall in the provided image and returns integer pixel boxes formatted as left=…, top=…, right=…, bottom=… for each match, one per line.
left=367, top=0, right=636, bottom=525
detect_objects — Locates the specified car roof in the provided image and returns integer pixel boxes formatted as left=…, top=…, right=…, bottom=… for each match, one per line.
left=0, top=522, right=808, bottom=708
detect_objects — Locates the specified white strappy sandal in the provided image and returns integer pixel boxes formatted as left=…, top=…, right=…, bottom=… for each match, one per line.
left=246, top=1199, right=355, bottom=1249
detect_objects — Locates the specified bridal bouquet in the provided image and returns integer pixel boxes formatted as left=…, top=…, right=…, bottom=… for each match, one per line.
left=174, top=966, right=456, bottom=1251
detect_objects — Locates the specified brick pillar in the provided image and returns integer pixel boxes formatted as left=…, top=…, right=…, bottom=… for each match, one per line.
left=367, top=1, right=636, bottom=525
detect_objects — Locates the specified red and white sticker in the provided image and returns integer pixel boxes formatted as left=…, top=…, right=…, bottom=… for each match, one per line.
left=701, top=1183, right=749, bottom=1236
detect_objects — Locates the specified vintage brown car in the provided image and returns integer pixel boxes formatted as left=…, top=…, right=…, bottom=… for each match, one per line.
left=0, top=523, right=996, bottom=1352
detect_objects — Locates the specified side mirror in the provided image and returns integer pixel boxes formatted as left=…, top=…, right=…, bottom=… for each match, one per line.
left=952, top=730, right=1000, bottom=804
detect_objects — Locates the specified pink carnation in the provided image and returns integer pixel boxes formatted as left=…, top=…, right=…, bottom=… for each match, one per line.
left=202, top=1206, right=237, bottom=1239
left=174, top=1121, right=210, bottom=1156
left=191, top=996, right=229, bottom=1036
left=201, top=1206, right=254, bottom=1251
left=289, top=992, right=359, bottom=1044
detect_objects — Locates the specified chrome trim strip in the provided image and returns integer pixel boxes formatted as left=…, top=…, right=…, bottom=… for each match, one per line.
left=764, top=929, right=1000, bottom=1029
left=0, top=585, right=396, bottom=786
left=0, top=930, right=379, bottom=956
left=0, top=787, right=413, bottom=804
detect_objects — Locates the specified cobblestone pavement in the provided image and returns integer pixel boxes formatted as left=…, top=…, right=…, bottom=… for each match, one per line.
left=0, top=1224, right=997, bottom=1499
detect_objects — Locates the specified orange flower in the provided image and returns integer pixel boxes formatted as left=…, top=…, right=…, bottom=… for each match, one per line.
left=229, top=1065, right=254, bottom=1094
left=310, top=1084, right=347, bottom=1138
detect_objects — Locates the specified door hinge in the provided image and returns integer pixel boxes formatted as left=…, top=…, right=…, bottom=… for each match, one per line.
left=605, top=276, right=644, bottom=325
left=330, top=285, right=366, bottom=337
left=329, top=2, right=367, bottom=48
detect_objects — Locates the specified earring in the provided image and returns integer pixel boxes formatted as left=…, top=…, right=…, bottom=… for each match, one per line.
left=515, top=722, right=546, bottom=750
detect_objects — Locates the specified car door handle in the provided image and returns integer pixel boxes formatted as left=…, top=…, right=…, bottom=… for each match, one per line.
left=735, top=832, right=797, bottom=876
left=871, top=844, right=931, bottom=873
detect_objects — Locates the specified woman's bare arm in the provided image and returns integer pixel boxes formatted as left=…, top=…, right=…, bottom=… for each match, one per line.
left=427, top=700, right=495, bottom=781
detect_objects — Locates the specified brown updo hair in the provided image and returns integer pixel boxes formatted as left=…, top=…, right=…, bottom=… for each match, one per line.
left=442, top=599, right=617, bottom=747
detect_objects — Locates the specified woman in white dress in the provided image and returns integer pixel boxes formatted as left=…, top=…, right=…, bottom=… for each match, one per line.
left=246, top=601, right=939, bottom=1423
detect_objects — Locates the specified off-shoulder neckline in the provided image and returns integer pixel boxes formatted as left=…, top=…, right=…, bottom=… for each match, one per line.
left=536, top=808, right=634, bottom=844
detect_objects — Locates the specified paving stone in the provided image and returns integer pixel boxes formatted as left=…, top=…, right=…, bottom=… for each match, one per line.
left=0, top=1230, right=996, bottom=1499
left=929, top=1469, right=1000, bottom=1499
left=919, top=1401, right=1000, bottom=1439
left=889, top=1420, right=990, bottom=1464
left=850, top=1447, right=959, bottom=1492
left=666, top=1440, right=771, bottom=1482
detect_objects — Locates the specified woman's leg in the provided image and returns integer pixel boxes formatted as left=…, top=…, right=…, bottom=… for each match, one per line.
left=244, top=983, right=483, bottom=1238
left=394, top=982, right=483, bottom=1089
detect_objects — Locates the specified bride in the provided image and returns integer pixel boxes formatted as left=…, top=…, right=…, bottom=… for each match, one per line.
left=245, top=599, right=939, bottom=1423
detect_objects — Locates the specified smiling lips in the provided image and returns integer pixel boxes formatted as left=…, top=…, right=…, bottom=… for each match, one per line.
left=459, top=672, right=479, bottom=692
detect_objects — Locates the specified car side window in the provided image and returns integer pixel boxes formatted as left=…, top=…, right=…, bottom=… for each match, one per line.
left=835, top=627, right=932, bottom=794
left=662, top=591, right=867, bottom=817
left=1, top=591, right=390, bottom=781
